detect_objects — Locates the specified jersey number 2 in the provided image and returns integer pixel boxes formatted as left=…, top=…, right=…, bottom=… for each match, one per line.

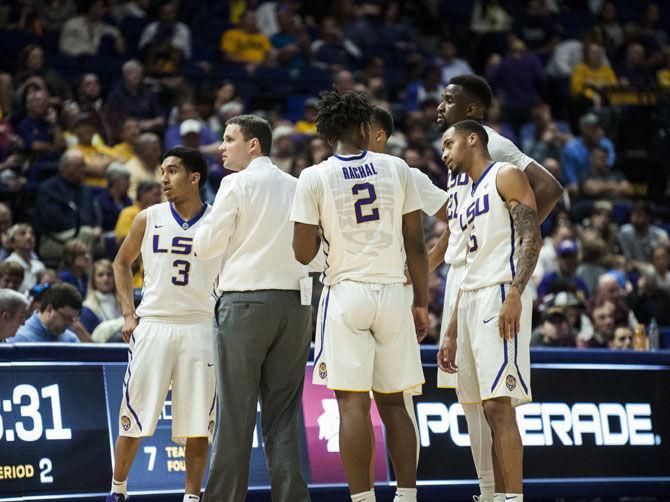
left=172, top=260, right=190, bottom=286
left=352, top=182, right=380, bottom=223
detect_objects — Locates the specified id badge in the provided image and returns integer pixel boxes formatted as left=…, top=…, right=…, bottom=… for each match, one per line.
left=300, top=276, right=313, bottom=306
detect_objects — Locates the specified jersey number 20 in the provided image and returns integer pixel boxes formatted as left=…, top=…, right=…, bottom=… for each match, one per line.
left=352, top=183, right=380, bottom=223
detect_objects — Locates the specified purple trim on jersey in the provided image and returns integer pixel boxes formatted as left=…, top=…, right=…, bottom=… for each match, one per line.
left=124, top=345, right=143, bottom=431
left=313, top=286, right=331, bottom=366
left=169, top=202, right=208, bottom=229
left=490, top=284, right=509, bottom=393
left=333, top=150, right=367, bottom=161
left=508, top=213, right=516, bottom=278
left=514, top=326, right=529, bottom=394
left=470, top=162, right=496, bottom=195
left=209, top=391, right=217, bottom=417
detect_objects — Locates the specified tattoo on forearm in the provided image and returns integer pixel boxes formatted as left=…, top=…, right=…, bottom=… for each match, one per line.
left=508, top=199, right=541, bottom=294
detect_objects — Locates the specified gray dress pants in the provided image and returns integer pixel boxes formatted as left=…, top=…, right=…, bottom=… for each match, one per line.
left=204, top=290, right=312, bottom=502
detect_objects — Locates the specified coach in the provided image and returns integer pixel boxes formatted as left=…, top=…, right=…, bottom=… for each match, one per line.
left=193, top=115, right=312, bottom=502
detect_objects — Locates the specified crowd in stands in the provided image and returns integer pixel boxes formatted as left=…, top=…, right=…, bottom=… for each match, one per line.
left=1, top=0, right=669, bottom=350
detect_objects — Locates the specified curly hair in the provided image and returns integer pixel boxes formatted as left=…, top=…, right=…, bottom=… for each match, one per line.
left=315, top=90, right=374, bottom=145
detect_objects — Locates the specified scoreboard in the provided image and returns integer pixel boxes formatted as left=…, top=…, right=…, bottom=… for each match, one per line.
left=0, top=346, right=669, bottom=500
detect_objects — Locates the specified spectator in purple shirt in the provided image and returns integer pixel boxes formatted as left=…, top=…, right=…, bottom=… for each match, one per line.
left=486, top=35, right=546, bottom=133
left=94, top=162, right=132, bottom=233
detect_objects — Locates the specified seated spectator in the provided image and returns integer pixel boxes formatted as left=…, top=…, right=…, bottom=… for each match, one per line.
left=618, top=201, right=669, bottom=265
left=580, top=144, right=633, bottom=200
left=36, top=150, right=101, bottom=262
left=578, top=300, right=614, bottom=348
left=533, top=220, right=576, bottom=286
left=220, top=10, right=275, bottom=70
left=4, top=223, right=45, bottom=294
left=73, top=73, right=112, bottom=145
left=570, top=41, right=617, bottom=108
left=652, top=244, right=670, bottom=293
left=485, top=96, right=517, bottom=144
left=58, top=0, right=125, bottom=57
left=271, top=5, right=312, bottom=70
left=16, top=88, right=65, bottom=177
left=125, top=132, right=162, bottom=200
left=271, top=124, right=295, bottom=173
left=591, top=273, right=637, bottom=328
left=143, top=23, right=187, bottom=101
left=311, top=16, right=362, bottom=70
left=438, top=39, right=473, bottom=86
left=80, top=259, right=121, bottom=333
left=538, top=239, right=589, bottom=301
left=404, top=65, right=443, bottom=113
left=514, top=0, right=561, bottom=58
left=115, top=180, right=161, bottom=288
left=576, top=231, right=608, bottom=295
left=8, top=282, right=82, bottom=343
left=596, top=1, right=623, bottom=56
left=105, top=60, right=166, bottom=139
left=111, top=117, right=140, bottom=162
left=164, top=101, right=218, bottom=151
left=0, top=261, right=24, bottom=291
left=68, top=113, right=117, bottom=189
left=531, top=307, right=576, bottom=347
left=520, top=102, right=572, bottom=154
left=561, top=113, right=615, bottom=194
left=608, top=324, right=633, bottom=350
left=0, top=202, right=12, bottom=260
left=0, top=288, right=29, bottom=341
left=628, top=271, right=670, bottom=326
left=35, top=0, right=78, bottom=33
left=14, top=44, right=71, bottom=107
left=138, top=0, right=191, bottom=59
left=95, top=162, right=132, bottom=233
left=583, top=200, right=619, bottom=254
left=295, top=97, right=318, bottom=136
left=617, top=42, right=654, bottom=88
left=58, top=239, right=91, bottom=297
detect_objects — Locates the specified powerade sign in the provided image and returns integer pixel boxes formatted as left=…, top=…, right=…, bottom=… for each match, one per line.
left=417, top=402, right=657, bottom=447
left=411, top=364, right=670, bottom=480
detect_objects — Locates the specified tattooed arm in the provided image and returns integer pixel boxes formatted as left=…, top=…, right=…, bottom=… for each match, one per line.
left=496, top=165, right=543, bottom=339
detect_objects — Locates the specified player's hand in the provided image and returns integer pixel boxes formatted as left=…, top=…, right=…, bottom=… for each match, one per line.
left=122, top=314, right=138, bottom=343
left=412, top=305, right=429, bottom=342
left=437, top=328, right=457, bottom=373
left=499, top=288, right=521, bottom=340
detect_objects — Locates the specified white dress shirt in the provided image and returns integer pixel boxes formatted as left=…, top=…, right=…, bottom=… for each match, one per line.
left=193, top=156, right=307, bottom=293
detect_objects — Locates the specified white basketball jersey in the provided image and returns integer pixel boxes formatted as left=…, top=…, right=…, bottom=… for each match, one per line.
left=291, top=151, right=422, bottom=286
left=410, top=168, right=448, bottom=217
left=136, top=202, right=220, bottom=322
left=458, top=162, right=519, bottom=291
left=444, top=126, right=532, bottom=266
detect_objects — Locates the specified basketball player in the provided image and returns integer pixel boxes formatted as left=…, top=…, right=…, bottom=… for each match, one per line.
left=439, top=120, right=542, bottom=502
left=107, top=147, right=220, bottom=502
left=435, top=75, right=561, bottom=502
left=291, top=90, right=429, bottom=502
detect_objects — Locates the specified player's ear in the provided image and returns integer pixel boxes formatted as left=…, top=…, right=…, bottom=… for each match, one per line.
left=465, top=101, right=477, bottom=118
left=191, top=172, right=201, bottom=186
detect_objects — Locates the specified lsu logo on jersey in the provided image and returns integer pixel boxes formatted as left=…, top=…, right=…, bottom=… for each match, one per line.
left=152, top=236, right=193, bottom=254
left=458, top=194, right=490, bottom=231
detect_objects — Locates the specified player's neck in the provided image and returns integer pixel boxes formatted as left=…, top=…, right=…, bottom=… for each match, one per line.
left=171, top=196, right=204, bottom=220
left=468, top=155, right=494, bottom=185
left=334, top=141, right=365, bottom=157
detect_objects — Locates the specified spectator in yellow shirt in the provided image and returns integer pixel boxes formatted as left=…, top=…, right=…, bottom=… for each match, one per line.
left=111, top=117, right=140, bottom=162
left=68, top=113, right=118, bottom=189
left=295, top=97, right=318, bottom=135
left=124, top=132, right=162, bottom=200
left=114, top=180, right=161, bottom=288
left=220, top=10, right=275, bottom=70
left=570, top=41, right=618, bottom=107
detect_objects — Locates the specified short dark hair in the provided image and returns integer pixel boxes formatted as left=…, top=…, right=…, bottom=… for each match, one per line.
left=225, top=115, right=272, bottom=156
left=450, top=119, right=489, bottom=146
left=450, top=74, right=493, bottom=111
left=39, top=283, right=82, bottom=313
left=631, top=200, right=652, bottom=217
left=137, top=180, right=161, bottom=198
left=315, top=90, right=374, bottom=145
left=0, top=261, right=24, bottom=281
left=162, top=146, right=209, bottom=188
left=372, top=106, right=394, bottom=138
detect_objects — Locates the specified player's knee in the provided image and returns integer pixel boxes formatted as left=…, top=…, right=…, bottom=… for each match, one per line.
left=481, top=398, right=513, bottom=429
left=335, top=391, right=370, bottom=417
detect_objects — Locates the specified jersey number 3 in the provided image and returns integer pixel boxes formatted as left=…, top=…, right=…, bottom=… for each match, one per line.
left=352, top=182, right=380, bottom=223
left=172, top=259, right=190, bottom=286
